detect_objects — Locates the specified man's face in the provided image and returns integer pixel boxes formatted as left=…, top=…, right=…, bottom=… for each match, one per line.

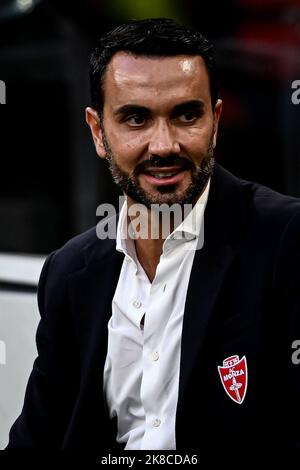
left=87, top=52, right=222, bottom=207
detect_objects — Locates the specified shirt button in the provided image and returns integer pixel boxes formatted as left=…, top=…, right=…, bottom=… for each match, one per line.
left=153, top=418, right=161, bottom=427
left=151, top=351, right=160, bottom=361
left=132, top=299, right=142, bottom=308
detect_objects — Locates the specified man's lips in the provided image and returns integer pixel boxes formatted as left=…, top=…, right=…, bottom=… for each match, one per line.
left=140, top=166, right=187, bottom=186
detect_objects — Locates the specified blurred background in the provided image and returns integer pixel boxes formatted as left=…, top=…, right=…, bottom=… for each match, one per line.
left=0, top=0, right=299, bottom=255
left=0, top=0, right=299, bottom=449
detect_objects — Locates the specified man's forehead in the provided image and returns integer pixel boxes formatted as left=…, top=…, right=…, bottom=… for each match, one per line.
left=105, top=52, right=209, bottom=89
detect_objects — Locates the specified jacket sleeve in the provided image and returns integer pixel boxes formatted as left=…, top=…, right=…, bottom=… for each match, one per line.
left=274, top=211, right=300, bottom=449
left=6, top=250, right=78, bottom=449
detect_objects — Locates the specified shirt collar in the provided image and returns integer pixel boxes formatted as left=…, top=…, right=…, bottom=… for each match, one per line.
left=116, top=199, right=136, bottom=259
left=172, top=179, right=210, bottom=239
left=116, top=179, right=210, bottom=258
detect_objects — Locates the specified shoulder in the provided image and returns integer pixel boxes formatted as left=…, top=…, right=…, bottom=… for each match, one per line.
left=240, top=177, right=300, bottom=221
left=239, top=176, right=300, bottom=243
left=41, top=219, right=118, bottom=284
left=215, top=164, right=300, bottom=229
left=37, top=222, right=119, bottom=317
left=48, top=226, right=98, bottom=274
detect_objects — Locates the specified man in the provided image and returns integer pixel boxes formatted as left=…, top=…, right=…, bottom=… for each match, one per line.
left=7, top=18, right=300, bottom=451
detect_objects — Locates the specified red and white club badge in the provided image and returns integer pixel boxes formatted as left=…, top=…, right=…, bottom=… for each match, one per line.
left=218, top=355, right=248, bottom=404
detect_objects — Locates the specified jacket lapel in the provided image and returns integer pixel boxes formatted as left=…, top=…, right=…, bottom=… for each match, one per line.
left=68, top=232, right=124, bottom=365
left=178, top=164, right=246, bottom=403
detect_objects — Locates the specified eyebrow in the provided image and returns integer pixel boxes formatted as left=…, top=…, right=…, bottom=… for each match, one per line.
left=113, top=100, right=205, bottom=118
left=113, top=104, right=150, bottom=117
left=171, top=100, right=205, bottom=117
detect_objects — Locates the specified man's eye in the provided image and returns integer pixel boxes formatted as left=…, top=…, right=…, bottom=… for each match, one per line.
left=126, top=115, right=146, bottom=126
left=179, top=112, right=198, bottom=123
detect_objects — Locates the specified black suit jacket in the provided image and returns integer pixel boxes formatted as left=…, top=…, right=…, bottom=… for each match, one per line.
left=7, top=164, right=300, bottom=451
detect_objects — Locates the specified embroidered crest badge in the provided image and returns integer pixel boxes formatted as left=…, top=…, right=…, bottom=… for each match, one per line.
left=218, top=355, right=248, bottom=404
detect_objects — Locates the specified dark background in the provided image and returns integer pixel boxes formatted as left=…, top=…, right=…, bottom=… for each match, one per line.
left=0, top=0, right=299, bottom=254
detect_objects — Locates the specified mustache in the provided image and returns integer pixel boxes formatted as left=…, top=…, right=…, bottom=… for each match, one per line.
left=134, top=154, right=192, bottom=175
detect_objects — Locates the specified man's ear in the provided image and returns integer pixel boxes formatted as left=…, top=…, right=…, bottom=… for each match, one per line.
left=85, top=107, right=106, bottom=159
left=212, top=99, right=222, bottom=148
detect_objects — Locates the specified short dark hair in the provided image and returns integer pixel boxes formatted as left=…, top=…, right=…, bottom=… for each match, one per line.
left=89, top=18, right=219, bottom=115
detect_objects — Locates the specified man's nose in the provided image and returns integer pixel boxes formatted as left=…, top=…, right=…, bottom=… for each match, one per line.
left=148, top=120, right=180, bottom=157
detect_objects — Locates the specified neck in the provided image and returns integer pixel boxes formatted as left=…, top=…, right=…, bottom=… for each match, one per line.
left=125, top=197, right=166, bottom=282
left=125, top=195, right=195, bottom=282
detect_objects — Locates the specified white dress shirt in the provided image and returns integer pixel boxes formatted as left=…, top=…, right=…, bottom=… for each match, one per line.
left=103, top=182, right=210, bottom=450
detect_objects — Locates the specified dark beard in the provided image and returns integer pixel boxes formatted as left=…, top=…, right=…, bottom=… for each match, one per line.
left=101, top=125, right=215, bottom=208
